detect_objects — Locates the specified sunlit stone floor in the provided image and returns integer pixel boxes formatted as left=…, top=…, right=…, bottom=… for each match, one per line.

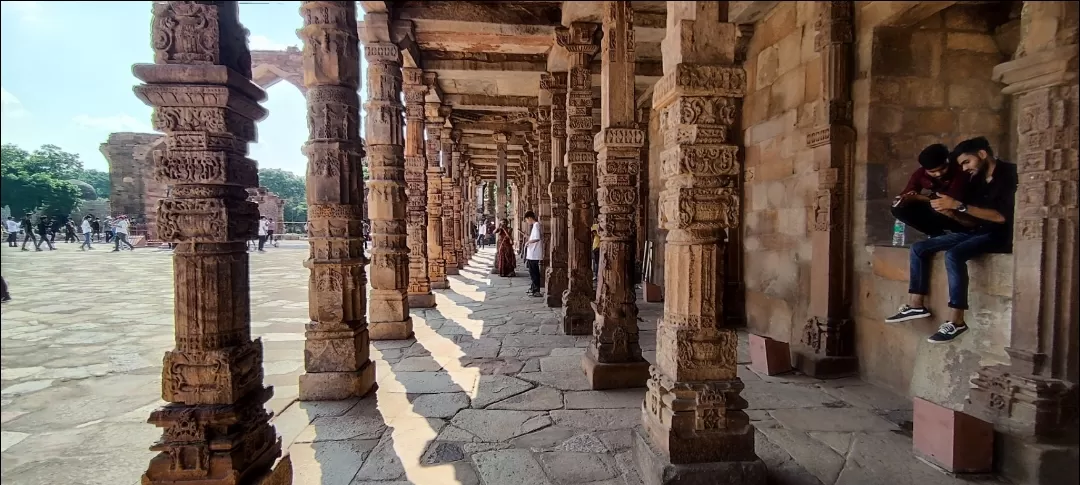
left=1, top=242, right=1002, bottom=485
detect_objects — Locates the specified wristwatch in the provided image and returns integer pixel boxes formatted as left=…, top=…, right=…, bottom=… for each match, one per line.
left=957, top=203, right=968, bottom=213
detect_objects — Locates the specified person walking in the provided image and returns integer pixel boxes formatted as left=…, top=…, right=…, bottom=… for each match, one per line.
left=90, top=217, right=102, bottom=242
left=523, top=211, right=544, bottom=297
left=5, top=216, right=19, bottom=247
left=36, top=216, right=56, bottom=251
left=257, top=216, right=269, bottom=252
left=64, top=219, right=77, bottom=243
left=476, top=219, right=488, bottom=249
left=20, top=215, right=40, bottom=251
left=112, top=215, right=135, bottom=251
left=80, top=215, right=95, bottom=251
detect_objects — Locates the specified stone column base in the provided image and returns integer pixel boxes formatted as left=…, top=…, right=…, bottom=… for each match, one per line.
left=634, top=431, right=766, bottom=485
left=408, top=293, right=436, bottom=309
left=996, top=433, right=1079, bottom=485
left=370, top=317, right=415, bottom=341
left=447, top=267, right=459, bottom=275
left=431, top=281, right=450, bottom=290
left=791, top=350, right=857, bottom=378
left=253, top=452, right=293, bottom=485
left=298, top=363, right=376, bottom=401
left=582, top=352, right=650, bottom=390
left=562, top=313, right=591, bottom=335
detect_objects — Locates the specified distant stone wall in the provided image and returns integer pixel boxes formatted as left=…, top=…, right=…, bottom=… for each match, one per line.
left=101, top=132, right=166, bottom=238
left=247, top=187, right=287, bottom=233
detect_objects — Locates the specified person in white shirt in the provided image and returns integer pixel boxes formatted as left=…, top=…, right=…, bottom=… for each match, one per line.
left=5, top=217, right=20, bottom=247
left=79, top=215, right=95, bottom=250
left=112, top=215, right=135, bottom=251
left=523, top=211, right=544, bottom=297
left=476, top=219, right=488, bottom=249
left=257, top=216, right=269, bottom=252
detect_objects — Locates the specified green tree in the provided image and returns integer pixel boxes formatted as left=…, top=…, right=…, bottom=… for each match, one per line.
left=1, top=144, right=83, bottom=217
left=258, top=167, right=307, bottom=226
left=75, top=168, right=111, bottom=198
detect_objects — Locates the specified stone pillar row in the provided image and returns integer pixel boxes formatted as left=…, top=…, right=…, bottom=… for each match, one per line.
left=402, top=68, right=434, bottom=308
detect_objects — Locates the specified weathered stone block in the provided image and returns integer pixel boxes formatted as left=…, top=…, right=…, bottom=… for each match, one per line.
left=581, top=353, right=650, bottom=390
left=748, top=334, right=791, bottom=376
left=298, top=363, right=376, bottom=401
left=644, top=282, right=663, bottom=303
left=634, top=431, right=766, bottom=485
left=913, top=397, right=994, bottom=473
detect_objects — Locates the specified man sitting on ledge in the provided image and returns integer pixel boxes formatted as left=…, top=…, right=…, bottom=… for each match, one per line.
left=885, top=137, right=1017, bottom=344
left=892, top=143, right=971, bottom=237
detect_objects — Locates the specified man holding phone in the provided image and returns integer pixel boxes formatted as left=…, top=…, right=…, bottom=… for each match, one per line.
left=892, top=143, right=972, bottom=237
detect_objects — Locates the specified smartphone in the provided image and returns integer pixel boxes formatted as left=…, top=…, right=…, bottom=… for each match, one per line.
left=892, top=196, right=903, bottom=208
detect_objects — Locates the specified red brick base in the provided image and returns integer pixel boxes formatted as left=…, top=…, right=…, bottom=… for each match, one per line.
left=913, top=397, right=994, bottom=473
left=748, top=334, right=792, bottom=375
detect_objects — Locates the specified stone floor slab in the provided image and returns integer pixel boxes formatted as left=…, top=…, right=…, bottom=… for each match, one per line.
left=472, top=449, right=554, bottom=485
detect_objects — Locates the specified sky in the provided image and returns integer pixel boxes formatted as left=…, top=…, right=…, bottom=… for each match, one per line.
left=0, top=1, right=366, bottom=175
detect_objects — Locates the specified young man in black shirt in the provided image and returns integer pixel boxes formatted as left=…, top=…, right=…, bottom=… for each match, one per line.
left=885, top=137, right=1017, bottom=343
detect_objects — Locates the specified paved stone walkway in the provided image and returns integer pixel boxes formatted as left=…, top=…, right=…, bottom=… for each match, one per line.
left=1, top=243, right=1000, bottom=485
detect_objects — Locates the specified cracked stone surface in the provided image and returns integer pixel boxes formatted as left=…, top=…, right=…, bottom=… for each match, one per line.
left=0, top=245, right=997, bottom=485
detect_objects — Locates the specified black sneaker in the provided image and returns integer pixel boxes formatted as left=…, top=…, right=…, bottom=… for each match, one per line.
left=884, top=304, right=931, bottom=323
left=927, top=321, right=968, bottom=343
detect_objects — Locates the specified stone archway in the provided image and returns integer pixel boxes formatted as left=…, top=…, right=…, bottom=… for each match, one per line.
left=252, top=48, right=306, bottom=95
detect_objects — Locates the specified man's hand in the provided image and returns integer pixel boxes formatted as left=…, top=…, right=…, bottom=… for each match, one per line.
left=930, top=194, right=960, bottom=212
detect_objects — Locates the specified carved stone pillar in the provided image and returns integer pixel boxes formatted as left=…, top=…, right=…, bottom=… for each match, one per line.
left=134, top=2, right=283, bottom=483
left=297, top=0, right=375, bottom=400
left=450, top=130, right=465, bottom=270
left=364, top=17, right=414, bottom=339
left=557, top=23, right=600, bottom=335
left=488, top=178, right=497, bottom=220
left=544, top=72, right=569, bottom=307
left=791, top=1, right=858, bottom=378
left=537, top=105, right=553, bottom=269
left=636, top=104, right=650, bottom=273
left=967, top=3, right=1079, bottom=483
left=634, top=4, right=765, bottom=483
left=495, top=133, right=508, bottom=224
left=402, top=69, right=434, bottom=308
left=441, top=125, right=459, bottom=275
left=425, top=108, right=448, bottom=289
left=584, top=1, right=649, bottom=390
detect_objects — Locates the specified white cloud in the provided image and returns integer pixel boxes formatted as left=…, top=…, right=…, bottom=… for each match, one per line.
left=72, top=114, right=153, bottom=133
left=1, top=87, right=29, bottom=119
left=249, top=34, right=294, bottom=51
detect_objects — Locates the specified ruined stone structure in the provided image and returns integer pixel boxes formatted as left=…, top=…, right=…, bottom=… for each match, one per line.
left=247, top=188, right=286, bottom=233
left=100, top=132, right=167, bottom=237
left=135, top=2, right=1077, bottom=484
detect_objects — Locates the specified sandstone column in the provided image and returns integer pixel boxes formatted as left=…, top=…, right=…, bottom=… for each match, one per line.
left=451, top=130, right=466, bottom=269
left=488, top=179, right=497, bottom=220
left=636, top=104, right=650, bottom=274
left=544, top=72, right=569, bottom=307
left=364, top=15, right=414, bottom=339
left=402, top=69, right=435, bottom=308
left=556, top=23, right=600, bottom=334
left=441, top=125, right=459, bottom=275
left=791, top=1, right=858, bottom=377
left=495, top=133, right=508, bottom=224
left=537, top=103, right=553, bottom=270
left=634, top=4, right=765, bottom=483
left=298, top=0, right=375, bottom=399
left=134, top=2, right=282, bottom=482
left=967, top=3, right=1079, bottom=483
left=584, top=1, right=649, bottom=390
left=426, top=107, right=449, bottom=289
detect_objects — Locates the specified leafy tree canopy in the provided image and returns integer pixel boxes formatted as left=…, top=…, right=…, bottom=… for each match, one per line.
left=75, top=168, right=111, bottom=199
left=1, top=144, right=83, bottom=217
left=258, top=167, right=307, bottom=226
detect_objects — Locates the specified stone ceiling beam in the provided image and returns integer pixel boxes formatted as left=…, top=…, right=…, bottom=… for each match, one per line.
left=454, top=122, right=533, bottom=133
left=728, top=1, right=780, bottom=25
left=445, top=94, right=536, bottom=112
left=424, top=52, right=549, bottom=73
left=461, top=133, right=527, bottom=146
left=398, top=1, right=563, bottom=26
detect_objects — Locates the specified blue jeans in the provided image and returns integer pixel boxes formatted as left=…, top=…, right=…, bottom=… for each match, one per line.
left=908, top=231, right=1002, bottom=310
left=82, top=232, right=92, bottom=249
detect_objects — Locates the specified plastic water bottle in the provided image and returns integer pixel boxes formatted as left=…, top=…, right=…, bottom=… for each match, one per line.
left=892, top=220, right=906, bottom=246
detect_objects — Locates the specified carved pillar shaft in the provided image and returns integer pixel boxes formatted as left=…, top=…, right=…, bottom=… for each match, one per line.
left=134, top=2, right=282, bottom=483
left=636, top=104, right=651, bottom=269
left=537, top=105, right=553, bottom=268
left=425, top=119, right=448, bottom=289
left=402, top=69, right=434, bottom=308
left=441, top=126, right=459, bottom=275
left=495, top=136, right=508, bottom=224
left=557, top=23, right=600, bottom=334
left=451, top=132, right=465, bottom=269
left=488, top=180, right=497, bottom=219
left=364, top=18, right=414, bottom=339
left=583, top=1, right=648, bottom=390
left=967, top=5, right=1079, bottom=478
left=636, top=4, right=764, bottom=480
left=545, top=72, right=569, bottom=307
left=792, top=1, right=858, bottom=378
left=297, top=0, right=375, bottom=399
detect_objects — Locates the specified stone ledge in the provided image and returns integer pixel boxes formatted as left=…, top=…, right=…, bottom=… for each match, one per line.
left=867, top=245, right=1013, bottom=298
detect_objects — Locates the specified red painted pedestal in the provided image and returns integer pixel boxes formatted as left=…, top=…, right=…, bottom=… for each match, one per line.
left=748, top=334, right=792, bottom=376
left=913, top=397, right=994, bottom=473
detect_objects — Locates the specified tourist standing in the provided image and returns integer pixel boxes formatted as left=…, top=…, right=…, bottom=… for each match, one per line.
left=80, top=216, right=94, bottom=251
left=5, top=217, right=19, bottom=247
left=90, top=217, right=101, bottom=242
left=523, top=211, right=543, bottom=297
left=266, top=218, right=277, bottom=248
left=36, top=217, right=55, bottom=251
left=476, top=219, right=488, bottom=249
left=257, top=216, right=269, bottom=252
left=495, top=219, right=516, bottom=277
left=112, top=215, right=135, bottom=251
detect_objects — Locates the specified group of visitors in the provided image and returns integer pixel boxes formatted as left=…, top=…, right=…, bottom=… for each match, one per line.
left=253, top=216, right=277, bottom=252
left=484, top=212, right=544, bottom=298
left=886, top=136, right=1017, bottom=344
left=3, top=214, right=136, bottom=252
